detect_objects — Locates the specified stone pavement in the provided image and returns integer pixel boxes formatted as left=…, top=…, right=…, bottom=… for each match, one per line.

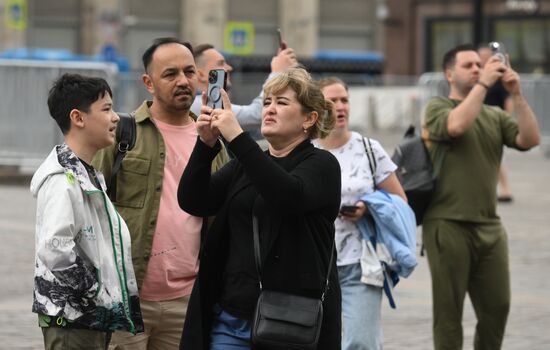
left=1, top=134, right=549, bottom=349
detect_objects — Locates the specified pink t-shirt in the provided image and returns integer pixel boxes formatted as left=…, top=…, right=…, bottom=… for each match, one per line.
left=140, top=118, right=202, bottom=301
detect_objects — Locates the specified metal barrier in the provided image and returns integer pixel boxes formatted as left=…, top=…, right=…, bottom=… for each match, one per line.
left=114, top=71, right=149, bottom=116
left=115, top=72, right=424, bottom=135
left=418, top=72, right=550, bottom=157
left=517, top=74, right=550, bottom=157
left=347, top=83, right=421, bottom=132
left=0, top=60, right=118, bottom=172
left=2, top=65, right=548, bottom=174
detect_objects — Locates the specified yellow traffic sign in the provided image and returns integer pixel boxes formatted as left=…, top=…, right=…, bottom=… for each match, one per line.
left=5, top=0, right=27, bottom=30
left=224, top=22, right=255, bottom=55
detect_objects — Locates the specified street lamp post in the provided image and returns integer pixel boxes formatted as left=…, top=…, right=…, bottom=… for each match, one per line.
left=473, top=0, right=484, bottom=46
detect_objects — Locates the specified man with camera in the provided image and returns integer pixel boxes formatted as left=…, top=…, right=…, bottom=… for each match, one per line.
left=422, top=43, right=540, bottom=349
left=93, top=38, right=228, bottom=349
left=191, top=43, right=298, bottom=138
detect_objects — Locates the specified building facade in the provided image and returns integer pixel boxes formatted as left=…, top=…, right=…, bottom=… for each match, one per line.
left=3, top=0, right=547, bottom=75
left=0, top=0, right=383, bottom=70
left=385, top=0, right=550, bottom=75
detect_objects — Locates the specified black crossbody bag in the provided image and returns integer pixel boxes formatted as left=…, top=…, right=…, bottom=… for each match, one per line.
left=251, top=215, right=335, bottom=349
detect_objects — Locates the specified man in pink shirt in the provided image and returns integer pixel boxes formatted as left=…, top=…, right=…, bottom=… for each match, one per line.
left=94, top=38, right=228, bottom=349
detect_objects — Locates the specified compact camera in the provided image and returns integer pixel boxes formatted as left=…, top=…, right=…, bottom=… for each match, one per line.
left=489, top=41, right=507, bottom=66
left=207, top=69, right=227, bottom=109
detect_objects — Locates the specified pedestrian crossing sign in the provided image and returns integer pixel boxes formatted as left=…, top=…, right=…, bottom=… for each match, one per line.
left=224, top=22, right=255, bottom=55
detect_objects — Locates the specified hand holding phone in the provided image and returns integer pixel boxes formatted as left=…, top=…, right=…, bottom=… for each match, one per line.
left=340, top=205, right=359, bottom=215
left=207, top=69, right=227, bottom=109
left=489, top=41, right=508, bottom=66
left=277, top=28, right=287, bottom=51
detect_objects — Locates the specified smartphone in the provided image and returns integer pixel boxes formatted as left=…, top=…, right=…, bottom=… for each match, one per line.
left=340, top=205, right=359, bottom=214
left=488, top=41, right=507, bottom=66
left=277, top=28, right=286, bottom=50
left=207, top=69, right=227, bottom=109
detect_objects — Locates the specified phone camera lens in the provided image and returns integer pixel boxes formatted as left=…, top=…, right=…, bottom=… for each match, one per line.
left=209, top=70, right=218, bottom=84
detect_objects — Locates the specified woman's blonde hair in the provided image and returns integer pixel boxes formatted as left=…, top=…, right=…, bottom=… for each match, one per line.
left=263, top=67, right=336, bottom=139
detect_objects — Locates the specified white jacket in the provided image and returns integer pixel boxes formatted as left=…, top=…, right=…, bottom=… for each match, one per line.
left=30, top=144, right=143, bottom=333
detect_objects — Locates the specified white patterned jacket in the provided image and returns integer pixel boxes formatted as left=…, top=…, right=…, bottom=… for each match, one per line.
left=30, top=144, right=143, bottom=333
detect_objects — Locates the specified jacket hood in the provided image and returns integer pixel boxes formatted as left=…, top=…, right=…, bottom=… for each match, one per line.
left=31, top=144, right=105, bottom=197
left=30, top=147, right=65, bottom=197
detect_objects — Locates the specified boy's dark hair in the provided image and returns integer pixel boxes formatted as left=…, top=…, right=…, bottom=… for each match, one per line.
left=47, top=73, right=112, bottom=135
left=142, top=37, right=193, bottom=72
left=442, top=43, right=477, bottom=72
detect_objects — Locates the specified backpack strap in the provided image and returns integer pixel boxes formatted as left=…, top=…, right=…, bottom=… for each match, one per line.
left=430, top=99, right=457, bottom=176
left=108, top=113, right=136, bottom=201
left=362, top=136, right=377, bottom=191
left=432, top=146, right=446, bottom=178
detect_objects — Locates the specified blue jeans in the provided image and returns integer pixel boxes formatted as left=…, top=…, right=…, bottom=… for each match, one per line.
left=210, top=304, right=251, bottom=350
left=339, top=263, right=383, bottom=350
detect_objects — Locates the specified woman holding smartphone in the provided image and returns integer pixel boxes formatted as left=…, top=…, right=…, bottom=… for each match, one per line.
left=315, top=77, right=406, bottom=350
left=178, top=68, right=342, bottom=350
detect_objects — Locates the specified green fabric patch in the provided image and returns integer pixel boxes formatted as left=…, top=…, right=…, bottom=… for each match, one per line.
left=55, top=316, right=67, bottom=327
left=38, top=314, right=76, bottom=328
left=38, top=314, right=51, bottom=327
left=65, top=171, right=75, bottom=185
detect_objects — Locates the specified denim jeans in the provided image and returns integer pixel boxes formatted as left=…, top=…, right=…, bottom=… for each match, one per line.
left=339, top=263, right=383, bottom=350
left=210, top=304, right=251, bottom=350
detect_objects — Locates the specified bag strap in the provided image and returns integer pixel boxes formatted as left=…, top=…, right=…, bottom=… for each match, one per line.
left=362, top=136, right=377, bottom=191
left=429, top=99, right=458, bottom=177
left=252, top=214, right=335, bottom=302
left=361, top=137, right=399, bottom=308
left=108, top=113, right=136, bottom=201
left=252, top=215, right=263, bottom=290
left=431, top=144, right=446, bottom=178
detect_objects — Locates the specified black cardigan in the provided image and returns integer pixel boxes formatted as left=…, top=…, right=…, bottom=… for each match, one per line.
left=178, top=133, right=342, bottom=350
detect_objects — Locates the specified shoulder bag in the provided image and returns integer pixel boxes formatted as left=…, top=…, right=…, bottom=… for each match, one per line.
left=250, top=215, right=335, bottom=349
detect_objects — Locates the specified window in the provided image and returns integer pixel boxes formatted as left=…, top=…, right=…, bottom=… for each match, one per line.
left=493, top=18, right=550, bottom=73
left=426, top=19, right=472, bottom=71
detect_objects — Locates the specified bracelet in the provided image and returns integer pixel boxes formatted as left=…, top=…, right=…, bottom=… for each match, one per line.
left=477, top=81, right=490, bottom=90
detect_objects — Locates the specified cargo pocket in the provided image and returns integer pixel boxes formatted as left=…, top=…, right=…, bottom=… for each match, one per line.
left=115, top=157, right=150, bottom=208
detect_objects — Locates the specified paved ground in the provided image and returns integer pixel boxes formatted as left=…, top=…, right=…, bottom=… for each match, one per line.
left=1, top=132, right=549, bottom=349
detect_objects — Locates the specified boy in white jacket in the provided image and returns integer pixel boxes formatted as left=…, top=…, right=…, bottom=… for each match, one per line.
left=30, top=74, right=143, bottom=349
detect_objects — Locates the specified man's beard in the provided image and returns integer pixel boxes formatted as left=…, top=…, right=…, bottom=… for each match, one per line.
left=173, top=99, right=193, bottom=112
left=457, top=80, right=476, bottom=97
left=162, top=95, right=194, bottom=114
left=172, top=88, right=195, bottom=111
